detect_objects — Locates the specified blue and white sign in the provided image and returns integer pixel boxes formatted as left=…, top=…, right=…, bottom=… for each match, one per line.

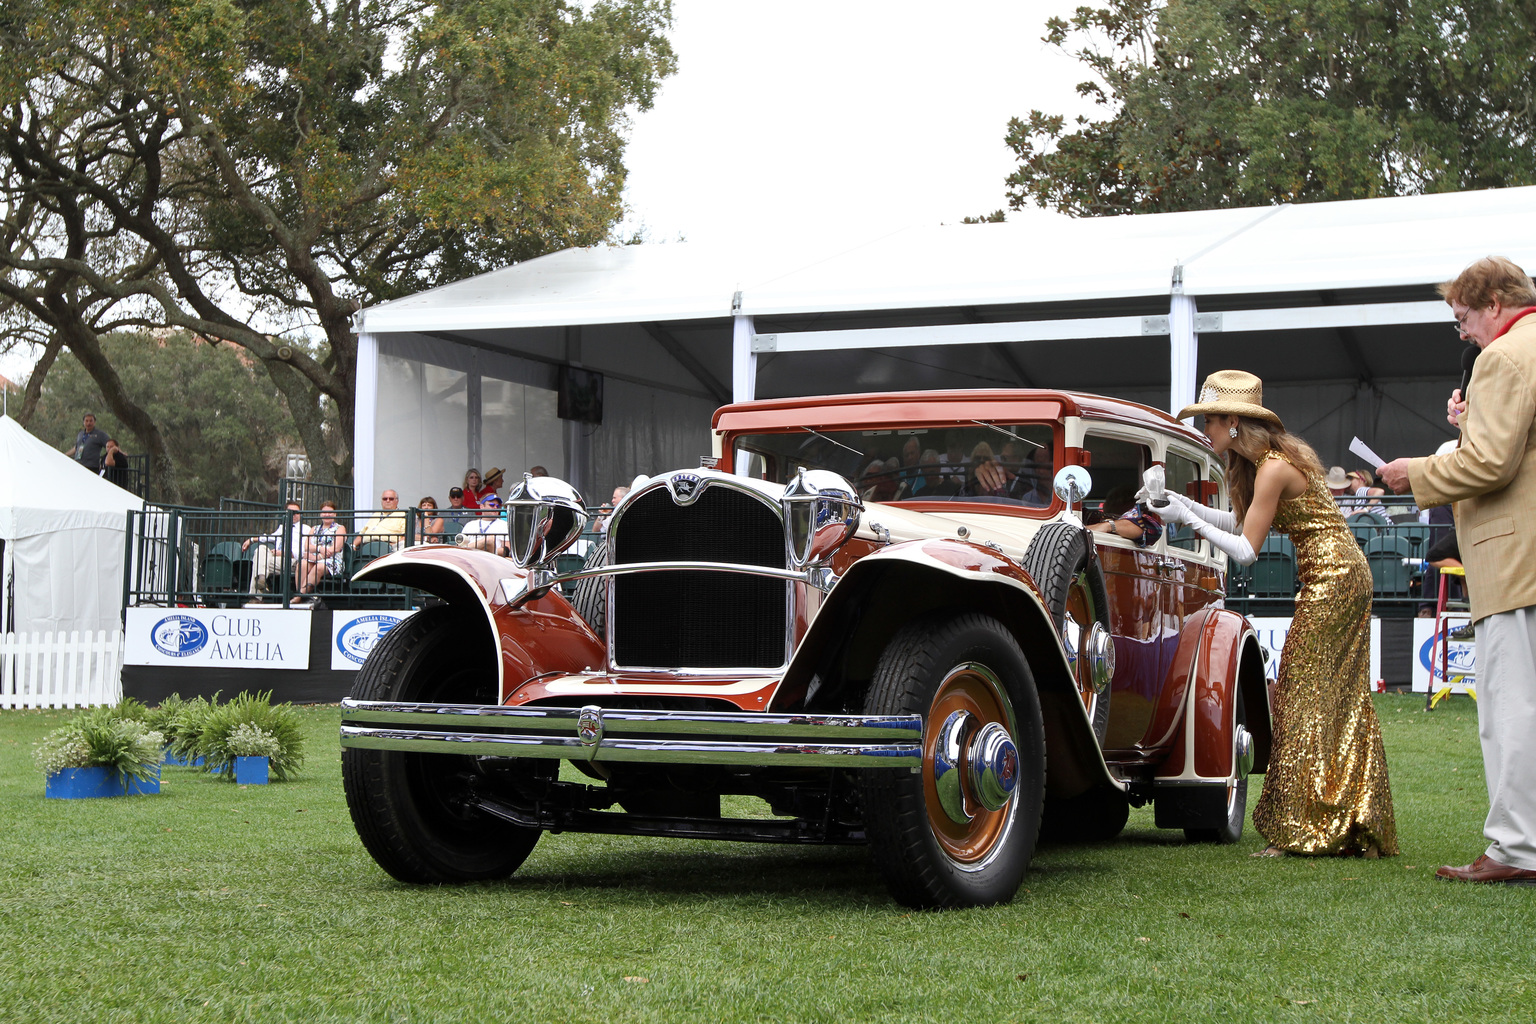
left=1412, top=615, right=1475, bottom=693
left=125, top=607, right=311, bottom=669
left=1248, top=616, right=1382, bottom=686
left=331, top=610, right=415, bottom=670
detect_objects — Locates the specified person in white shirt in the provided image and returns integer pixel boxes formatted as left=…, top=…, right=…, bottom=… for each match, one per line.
left=242, top=502, right=308, bottom=594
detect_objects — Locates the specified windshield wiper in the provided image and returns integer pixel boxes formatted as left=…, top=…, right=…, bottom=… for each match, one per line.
left=971, top=420, right=1045, bottom=449
left=799, top=427, right=865, bottom=458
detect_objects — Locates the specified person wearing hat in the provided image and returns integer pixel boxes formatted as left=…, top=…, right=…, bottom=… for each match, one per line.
left=479, top=467, right=506, bottom=504
left=1324, top=465, right=1352, bottom=496
left=1153, top=369, right=1398, bottom=859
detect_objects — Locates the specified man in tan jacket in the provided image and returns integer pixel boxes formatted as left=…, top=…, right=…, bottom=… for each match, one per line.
left=1382, top=256, right=1536, bottom=886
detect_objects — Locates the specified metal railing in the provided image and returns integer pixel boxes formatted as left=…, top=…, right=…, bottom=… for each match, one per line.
left=123, top=506, right=421, bottom=611
left=100, top=453, right=150, bottom=498
left=280, top=477, right=353, bottom=513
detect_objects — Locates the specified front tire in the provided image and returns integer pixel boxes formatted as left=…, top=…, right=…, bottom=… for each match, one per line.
left=342, top=606, right=540, bottom=883
left=859, top=613, right=1046, bottom=909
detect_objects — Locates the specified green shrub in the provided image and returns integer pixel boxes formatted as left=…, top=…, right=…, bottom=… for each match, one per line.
left=33, top=706, right=164, bottom=782
left=198, top=692, right=304, bottom=781
left=168, top=694, right=218, bottom=762
left=142, top=694, right=188, bottom=737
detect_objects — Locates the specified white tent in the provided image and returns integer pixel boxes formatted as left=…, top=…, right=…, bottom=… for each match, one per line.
left=0, top=415, right=143, bottom=635
left=353, top=186, right=1536, bottom=503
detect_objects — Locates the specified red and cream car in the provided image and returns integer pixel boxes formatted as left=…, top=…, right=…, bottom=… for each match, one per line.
left=340, top=390, right=1270, bottom=908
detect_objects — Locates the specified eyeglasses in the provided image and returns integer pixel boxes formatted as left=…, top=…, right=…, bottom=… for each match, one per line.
left=1453, top=308, right=1476, bottom=332
left=382, top=496, right=399, bottom=503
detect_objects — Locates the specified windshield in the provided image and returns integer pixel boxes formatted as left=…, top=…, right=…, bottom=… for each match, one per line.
left=731, top=423, right=1057, bottom=507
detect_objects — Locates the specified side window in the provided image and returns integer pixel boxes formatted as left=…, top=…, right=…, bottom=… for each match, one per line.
left=1082, top=434, right=1151, bottom=523
left=1165, top=450, right=1204, bottom=552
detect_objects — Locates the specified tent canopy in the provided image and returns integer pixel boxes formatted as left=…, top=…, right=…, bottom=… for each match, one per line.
left=353, top=187, right=1536, bottom=505
left=1, top=415, right=142, bottom=634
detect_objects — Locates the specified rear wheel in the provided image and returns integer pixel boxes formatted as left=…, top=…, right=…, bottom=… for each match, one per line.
left=1023, top=522, right=1113, bottom=744
left=341, top=606, right=540, bottom=883
left=859, top=613, right=1045, bottom=909
left=1185, top=686, right=1249, bottom=844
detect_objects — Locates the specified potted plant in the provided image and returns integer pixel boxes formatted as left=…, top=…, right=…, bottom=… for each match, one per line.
left=165, top=694, right=218, bottom=767
left=224, top=723, right=284, bottom=784
left=36, top=706, right=165, bottom=798
left=199, top=691, right=304, bottom=782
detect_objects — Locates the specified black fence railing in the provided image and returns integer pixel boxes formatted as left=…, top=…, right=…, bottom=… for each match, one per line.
left=279, top=478, right=353, bottom=513
left=100, top=453, right=151, bottom=498
left=124, top=507, right=420, bottom=611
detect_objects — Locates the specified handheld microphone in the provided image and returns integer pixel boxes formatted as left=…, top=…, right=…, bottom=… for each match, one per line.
left=1460, top=344, right=1479, bottom=405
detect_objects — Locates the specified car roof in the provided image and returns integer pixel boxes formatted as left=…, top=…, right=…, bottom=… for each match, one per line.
left=713, top=389, right=1210, bottom=448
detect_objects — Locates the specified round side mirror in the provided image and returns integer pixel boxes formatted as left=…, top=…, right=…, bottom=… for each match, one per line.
left=1053, top=465, right=1093, bottom=511
left=504, top=474, right=590, bottom=568
left=781, top=467, right=863, bottom=569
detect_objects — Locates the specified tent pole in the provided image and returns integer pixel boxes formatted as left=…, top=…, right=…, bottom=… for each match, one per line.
left=354, top=331, right=379, bottom=506
left=732, top=291, right=757, bottom=403
left=1169, top=273, right=1199, bottom=420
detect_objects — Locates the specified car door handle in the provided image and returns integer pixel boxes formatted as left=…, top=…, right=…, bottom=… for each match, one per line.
left=1156, top=560, right=1183, bottom=574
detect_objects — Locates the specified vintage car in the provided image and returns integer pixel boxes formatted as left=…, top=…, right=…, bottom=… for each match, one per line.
left=340, top=390, right=1271, bottom=908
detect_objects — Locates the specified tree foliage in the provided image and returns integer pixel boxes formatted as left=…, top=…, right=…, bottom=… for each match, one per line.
left=0, top=0, right=676, bottom=498
left=25, top=332, right=305, bottom=508
left=1005, top=0, right=1536, bottom=217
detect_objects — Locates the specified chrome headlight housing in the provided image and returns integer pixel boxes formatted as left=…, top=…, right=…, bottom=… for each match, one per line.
left=504, top=474, right=590, bottom=569
left=781, top=467, right=863, bottom=570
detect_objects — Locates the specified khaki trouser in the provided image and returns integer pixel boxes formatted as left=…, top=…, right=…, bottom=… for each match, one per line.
left=1477, top=606, right=1536, bottom=870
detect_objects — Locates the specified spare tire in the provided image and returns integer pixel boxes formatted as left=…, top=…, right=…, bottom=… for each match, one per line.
left=1022, top=521, right=1113, bottom=744
left=570, top=537, right=609, bottom=639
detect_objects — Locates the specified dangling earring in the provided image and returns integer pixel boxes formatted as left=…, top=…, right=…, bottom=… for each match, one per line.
left=1228, top=425, right=1239, bottom=439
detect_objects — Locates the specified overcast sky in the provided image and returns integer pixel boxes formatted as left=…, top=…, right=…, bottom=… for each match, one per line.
left=619, top=1, right=1087, bottom=243
left=0, top=2, right=1088, bottom=387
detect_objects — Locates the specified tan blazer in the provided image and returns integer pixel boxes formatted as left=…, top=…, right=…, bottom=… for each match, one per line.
left=1409, top=309, right=1536, bottom=621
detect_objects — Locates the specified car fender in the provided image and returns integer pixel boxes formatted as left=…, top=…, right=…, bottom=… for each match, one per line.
left=353, top=547, right=605, bottom=702
left=1154, top=607, right=1271, bottom=782
left=781, top=537, right=1122, bottom=800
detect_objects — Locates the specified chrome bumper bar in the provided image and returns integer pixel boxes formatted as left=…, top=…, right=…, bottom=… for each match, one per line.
left=339, top=699, right=923, bottom=768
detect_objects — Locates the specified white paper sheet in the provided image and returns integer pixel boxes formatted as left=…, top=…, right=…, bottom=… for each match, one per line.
left=1349, top=436, right=1386, bottom=469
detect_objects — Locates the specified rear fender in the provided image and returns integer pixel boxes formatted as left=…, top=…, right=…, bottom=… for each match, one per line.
left=1155, top=608, right=1271, bottom=781
left=353, top=547, right=605, bottom=702
left=781, top=539, right=1120, bottom=799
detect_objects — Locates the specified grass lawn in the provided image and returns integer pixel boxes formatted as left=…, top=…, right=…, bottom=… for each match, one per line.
left=2, top=693, right=1532, bottom=1023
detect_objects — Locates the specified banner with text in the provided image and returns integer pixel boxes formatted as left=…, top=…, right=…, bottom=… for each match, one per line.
left=330, top=610, right=417, bottom=671
left=1248, top=617, right=1382, bottom=685
left=125, top=608, right=312, bottom=670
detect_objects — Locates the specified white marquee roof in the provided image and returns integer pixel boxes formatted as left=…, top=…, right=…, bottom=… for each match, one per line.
left=359, top=186, right=1536, bottom=334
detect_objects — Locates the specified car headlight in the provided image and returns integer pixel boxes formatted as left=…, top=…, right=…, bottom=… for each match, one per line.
left=781, top=467, right=863, bottom=569
left=504, top=474, right=590, bottom=569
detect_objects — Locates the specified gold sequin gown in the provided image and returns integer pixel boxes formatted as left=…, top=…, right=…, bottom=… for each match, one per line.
left=1250, top=451, right=1399, bottom=855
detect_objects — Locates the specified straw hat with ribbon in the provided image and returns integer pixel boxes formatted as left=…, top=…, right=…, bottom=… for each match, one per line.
left=1176, top=369, right=1284, bottom=428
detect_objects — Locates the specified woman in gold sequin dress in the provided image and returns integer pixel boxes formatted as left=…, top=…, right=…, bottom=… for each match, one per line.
left=1160, top=370, right=1398, bottom=858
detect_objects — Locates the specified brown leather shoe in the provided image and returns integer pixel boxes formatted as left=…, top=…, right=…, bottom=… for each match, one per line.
left=1435, top=854, right=1536, bottom=885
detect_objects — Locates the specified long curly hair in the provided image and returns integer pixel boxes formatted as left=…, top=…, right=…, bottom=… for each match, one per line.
left=1224, top=416, right=1325, bottom=523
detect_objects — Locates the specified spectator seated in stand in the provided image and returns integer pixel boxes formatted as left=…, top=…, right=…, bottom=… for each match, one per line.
left=457, top=495, right=507, bottom=552
left=354, top=489, right=406, bottom=551
left=460, top=469, right=483, bottom=510
left=242, top=501, right=307, bottom=594
left=99, top=438, right=128, bottom=484
left=298, top=500, right=346, bottom=599
left=415, top=496, right=446, bottom=544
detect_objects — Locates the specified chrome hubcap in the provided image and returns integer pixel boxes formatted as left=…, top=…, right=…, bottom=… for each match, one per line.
left=931, top=710, right=1019, bottom=823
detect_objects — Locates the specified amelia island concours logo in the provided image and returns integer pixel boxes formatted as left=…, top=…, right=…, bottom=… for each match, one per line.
left=336, top=614, right=404, bottom=667
left=151, top=615, right=210, bottom=658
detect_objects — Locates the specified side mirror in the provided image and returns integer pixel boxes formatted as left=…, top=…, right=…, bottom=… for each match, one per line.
left=1053, top=465, right=1093, bottom=513
left=781, top=467, right=863, bottom=569
left=504, top=474, right=590, bottom=568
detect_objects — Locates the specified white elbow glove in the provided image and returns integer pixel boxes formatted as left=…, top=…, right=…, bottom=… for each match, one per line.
left=1138, top=489, right=1238, bottom=533
left=1187, top=517, right=1257, bottom=565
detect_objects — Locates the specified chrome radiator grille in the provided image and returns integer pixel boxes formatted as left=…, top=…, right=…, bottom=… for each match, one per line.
left=610, top=485, right=788, bottom=669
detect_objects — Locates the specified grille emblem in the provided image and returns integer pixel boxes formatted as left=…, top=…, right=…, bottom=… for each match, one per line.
left=666, top=472, right=707, bottom=505
left=577, top=705, right=603, bottom=747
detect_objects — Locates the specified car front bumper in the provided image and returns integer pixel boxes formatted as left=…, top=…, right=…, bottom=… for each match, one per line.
left=339, top=699, right=923, bottom=768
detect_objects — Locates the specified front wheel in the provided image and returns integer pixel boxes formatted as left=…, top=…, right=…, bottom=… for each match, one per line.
left=341, top=606, right=540, bottom=883
left=858, top=613, right=1046, bottom=909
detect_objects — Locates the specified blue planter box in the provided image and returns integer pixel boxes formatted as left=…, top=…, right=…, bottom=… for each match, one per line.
left=234, top=756, right=270, bottom=785
left=46, top=766, right=161, bottom=799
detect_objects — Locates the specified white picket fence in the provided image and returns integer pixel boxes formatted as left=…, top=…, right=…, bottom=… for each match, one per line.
left=0, top=630, right=124, bottom=709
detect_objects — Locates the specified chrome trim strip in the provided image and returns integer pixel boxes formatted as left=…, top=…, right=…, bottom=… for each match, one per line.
left=556, top=560, right=811, bottom=584
left=340, top=699, right=921, bottom=740
left=339, top=725, right=921, bottom=766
